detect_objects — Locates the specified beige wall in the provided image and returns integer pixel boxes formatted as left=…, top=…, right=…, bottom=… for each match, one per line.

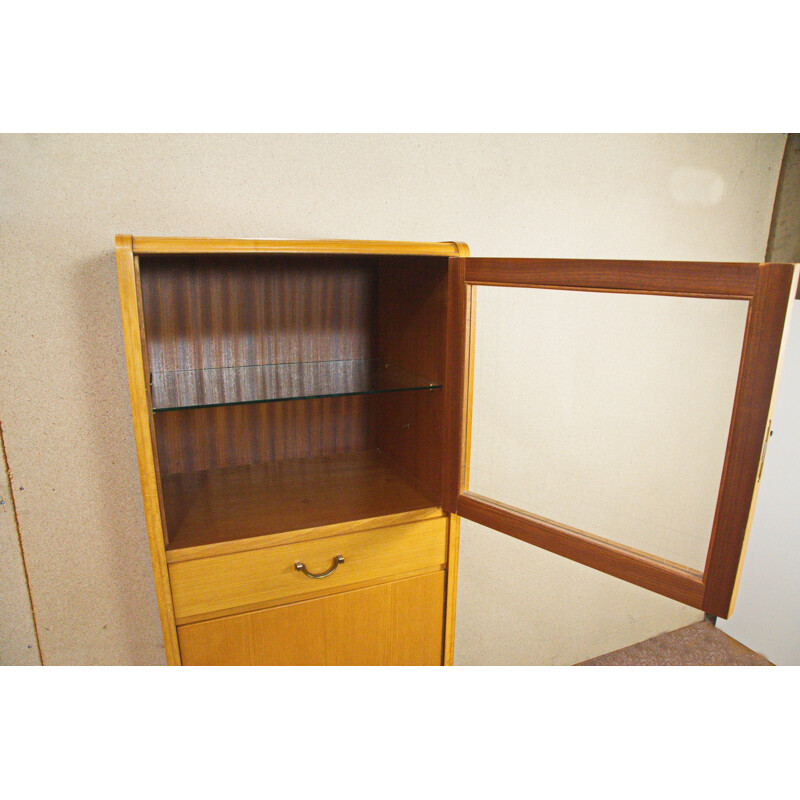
left=0, top=134, right=785, bottom=665
left=0, top=429, right=40, bottom=664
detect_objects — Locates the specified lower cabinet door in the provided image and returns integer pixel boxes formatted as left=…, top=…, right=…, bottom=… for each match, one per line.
left=177, top=571, right=446, bottom=666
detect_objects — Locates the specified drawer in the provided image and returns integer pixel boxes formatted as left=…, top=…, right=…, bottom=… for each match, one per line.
left=168, top=516, right=448, bottom=622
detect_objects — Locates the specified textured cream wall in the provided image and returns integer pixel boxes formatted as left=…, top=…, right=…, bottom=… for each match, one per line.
left=0, top=431, right=40, bottom=664
left=0, top=134, right=785, bottom=665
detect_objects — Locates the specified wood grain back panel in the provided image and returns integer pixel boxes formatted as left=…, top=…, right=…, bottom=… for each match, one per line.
left=139, top=253, right=380, bottom=373
left=143, top=253, right=381, bottom=477
left=154, top=394, right=376, bottom=476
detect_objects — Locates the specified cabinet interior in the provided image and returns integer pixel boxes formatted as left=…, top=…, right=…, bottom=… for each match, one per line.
left=138, top=252, right=449, bottom=553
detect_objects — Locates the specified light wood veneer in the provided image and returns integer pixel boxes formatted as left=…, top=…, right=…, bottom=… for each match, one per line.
left=169, top=516, right=448, bottom=622
left=177, top=571, right=446, bottom=666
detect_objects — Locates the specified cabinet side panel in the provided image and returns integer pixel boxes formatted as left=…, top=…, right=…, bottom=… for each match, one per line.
left=443, top=514, right=459, bottom=666
left=372, top=391, right=443, bottom=504
left=376, top=256, right=448, bottom=382
left=375, top=256, right=448, bottom=501
left=115, top=237, right=181, bottom=664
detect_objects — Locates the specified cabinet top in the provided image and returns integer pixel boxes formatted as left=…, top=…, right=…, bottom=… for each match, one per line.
left=116, top=235, right=468, bottom=257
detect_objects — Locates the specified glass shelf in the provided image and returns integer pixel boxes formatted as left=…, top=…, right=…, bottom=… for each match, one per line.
left=151, top=358, right=442, bottom=412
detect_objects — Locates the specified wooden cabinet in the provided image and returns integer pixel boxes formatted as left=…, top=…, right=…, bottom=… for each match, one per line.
left=116, top=237, right=798, bottom=665
left=117, top=238, right=462, bottom=665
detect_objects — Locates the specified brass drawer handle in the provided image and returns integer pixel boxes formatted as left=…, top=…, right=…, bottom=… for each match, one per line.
left=295, top=555, right=344, bottom=579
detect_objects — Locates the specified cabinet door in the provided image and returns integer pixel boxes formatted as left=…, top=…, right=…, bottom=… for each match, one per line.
left=177, top=571, right=446, bottom=665
left=443, top=257, right=798, bottom=618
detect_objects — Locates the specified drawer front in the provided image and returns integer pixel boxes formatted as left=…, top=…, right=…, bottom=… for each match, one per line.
left=178, top=571, right=446, bottom=666
left=169, top=516, right=448, bottom=621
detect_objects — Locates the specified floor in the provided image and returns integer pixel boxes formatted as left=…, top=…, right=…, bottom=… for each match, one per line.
left=577, top=620, right=773, bottom=666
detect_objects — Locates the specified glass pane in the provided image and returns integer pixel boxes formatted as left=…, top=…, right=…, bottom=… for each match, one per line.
left=468, top=287, right=749, bottom=572
left=151, top=359, right=441, bottom=411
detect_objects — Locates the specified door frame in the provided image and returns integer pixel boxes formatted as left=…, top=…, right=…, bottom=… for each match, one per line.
left=443, top=257, right=798, bottom=618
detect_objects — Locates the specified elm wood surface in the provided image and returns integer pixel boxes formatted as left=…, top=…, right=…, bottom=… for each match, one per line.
left=168, top=517, right=448, bottom=621
left=166, top=509, right=446, bottom=565
left=172, top=568, right=448, bottom=625
left=702, top=262, right=799, bottom=616
left=447, top=257, right=798, bottom=617
left=133, top=237, right=465, bottom=257
left=154, top=394, right=376, bottom=476
left=176, top=571, right=447, bottom=666
left=443, top=514, right=461, bottom=666
left=115, top=237, right=181, bottom=664
left=162, top=450, right=440, bottom=554
left=134, top=258, right=172, bottom=545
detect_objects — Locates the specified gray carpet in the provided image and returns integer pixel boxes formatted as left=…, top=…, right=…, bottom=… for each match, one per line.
left=577, top=620, right=773, bottom=666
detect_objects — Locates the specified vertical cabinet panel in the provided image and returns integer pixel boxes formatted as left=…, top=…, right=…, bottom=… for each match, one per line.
left=177, top=571, right=446, bottom=666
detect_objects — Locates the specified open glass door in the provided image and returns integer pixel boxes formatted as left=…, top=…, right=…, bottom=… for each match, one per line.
left=443, top=257, right=798, bottom=618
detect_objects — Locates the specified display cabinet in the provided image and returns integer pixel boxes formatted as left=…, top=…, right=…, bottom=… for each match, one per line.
left=116, top=237, right=798, bottom=665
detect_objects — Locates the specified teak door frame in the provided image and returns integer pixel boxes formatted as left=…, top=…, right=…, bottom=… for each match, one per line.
left=444, top=257, right=799, bottom=619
